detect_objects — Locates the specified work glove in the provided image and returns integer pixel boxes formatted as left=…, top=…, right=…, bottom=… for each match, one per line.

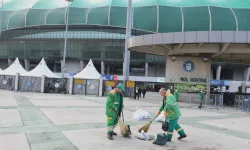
left=164, top=112, right=168, bottom=117
left=157, top=111, right=161, bottom=115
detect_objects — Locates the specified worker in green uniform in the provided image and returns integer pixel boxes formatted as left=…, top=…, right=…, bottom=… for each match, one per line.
left=154, top=88, right=187, bottom=145
left=198, top=90, right=205, bottom=108
left=105, top=84, right=125, bottom=140
left=174, top=88, right=180, bottom=102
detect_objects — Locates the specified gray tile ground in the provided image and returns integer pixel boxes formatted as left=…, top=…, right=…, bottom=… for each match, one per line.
left=0, top=90, right=249, bottom=150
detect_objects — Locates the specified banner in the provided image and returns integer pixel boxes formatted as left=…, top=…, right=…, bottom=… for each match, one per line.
left=174, top=83, right=207, bottom=93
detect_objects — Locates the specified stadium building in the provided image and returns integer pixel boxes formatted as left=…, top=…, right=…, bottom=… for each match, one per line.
left=1, top=0, right=250, bottom=93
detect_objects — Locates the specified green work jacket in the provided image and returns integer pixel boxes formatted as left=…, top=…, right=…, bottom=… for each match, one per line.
left=105, top=90, right=124, bottom=117
left=159, top=94, right=181, bottom=120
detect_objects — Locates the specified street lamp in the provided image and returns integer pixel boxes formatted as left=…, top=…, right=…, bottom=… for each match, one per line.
left=0, top=0, right=3, bottom=39
left=62, top=0, right=73, bottom=78
left=123, top=0, right=132, bottom=83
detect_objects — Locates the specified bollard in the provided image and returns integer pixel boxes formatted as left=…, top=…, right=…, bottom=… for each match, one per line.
left=14, top=73, right=19, bottom=91
left=69, top=76, right=73, bottom=95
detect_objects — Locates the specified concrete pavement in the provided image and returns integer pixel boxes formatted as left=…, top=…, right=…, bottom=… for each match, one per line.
left=0, top=91, right=249, bottom=150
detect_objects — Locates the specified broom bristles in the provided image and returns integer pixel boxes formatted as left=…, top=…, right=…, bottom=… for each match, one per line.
left=138, top=122, right=152, bottom=133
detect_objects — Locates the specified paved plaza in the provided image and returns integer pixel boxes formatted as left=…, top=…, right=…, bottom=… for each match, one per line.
left=0, top=91, right=249, bottom=150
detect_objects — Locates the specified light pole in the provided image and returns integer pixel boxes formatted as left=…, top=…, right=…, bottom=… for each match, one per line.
left=123, top=0, right=132, bottom=84
left=62, top=0, right=73, bottom=78
left=0, top=0, right=3, bottom=39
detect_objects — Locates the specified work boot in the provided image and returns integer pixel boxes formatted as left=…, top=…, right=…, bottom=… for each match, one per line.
left=178, top=134, right=187, bottom=140
left=111, top=131, right=117, bottom=136
left=167, top=138, right=171, bottom=142
left=107, top=132, right=113, bottom=140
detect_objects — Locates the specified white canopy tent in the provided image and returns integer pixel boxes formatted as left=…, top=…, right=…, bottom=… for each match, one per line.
left=21, top=58, right=60, bottom=78
left=74, top=59, right=102, bottom=79
left=0, top=58, right=27, bottom=75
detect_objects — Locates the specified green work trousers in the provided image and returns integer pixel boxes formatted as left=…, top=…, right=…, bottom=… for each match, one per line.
left=166, top=118, right=185, bottom=140
left=107, top=116, right=118, bottom=134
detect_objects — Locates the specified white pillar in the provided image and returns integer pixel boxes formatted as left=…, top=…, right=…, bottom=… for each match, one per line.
left=80, top=61, right=86, bottom=71
left=41, top=75, right=45, bottom=93
left=244, top=67, right=250, bottom=81
left=145, top=62, right=149, bottom=77
left=99, top=78, right=103, bottom=97
left=60, top=60, right=63, bottom=73
left=216, top=65, right=221, bottom=80
left=24, top=59, right=30, bottom=71
left=101, top=61, right=105, bottom=75
left=15, top=73, right=19, bottom=91
left=8, top=59, right=13, bottom=66
left=69, top=76, right=73, bottom=95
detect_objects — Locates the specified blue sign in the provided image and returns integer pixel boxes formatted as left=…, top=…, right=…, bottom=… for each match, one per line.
left=102, top=75, right=114, bottom=81
left=69, top=72, right=76, bottom=76
left=210, top=80, right=231, bottom=86
left=28, top=81, right=32, bottom=87
left=108, top=86, right=112, bottom=91
left=129, top=88, right=132, bottom=92
left=77, top=84, right=82, bottom=89
left=183, top=61, right=195, bottom=72
left=210, top=80, right=223, bottom=86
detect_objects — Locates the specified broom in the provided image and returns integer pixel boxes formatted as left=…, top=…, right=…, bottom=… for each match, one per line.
left=117, top=111, right=131, bottom=136
left=138, top=115, right=159, bottom=133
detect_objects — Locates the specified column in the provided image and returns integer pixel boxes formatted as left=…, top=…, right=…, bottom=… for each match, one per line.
left=8, top=59, right=13, bottom=66
left=101, top=61, right=105, bottom=75
left=211, top=67, right=214, bottom=80
left=145, top=62, right=148, bottom=77
left=24, top=59, right=30, bottom=71
left=244, top=67, right=250, bottom=81
left=60, top=60, right=64, bottom=73
left=80, top=61, right=86, bottom=71
left=216, top=65, right=221, bottom=80
left=106, top=64, right=110, bottom=75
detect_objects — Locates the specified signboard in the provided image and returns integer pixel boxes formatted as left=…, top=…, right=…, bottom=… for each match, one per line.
left=103, top=75, right=118, bottom=81
left=156, top=78, right=165, bottom=83
left=175, top=83, right=206, bottom=93
left=28, top=81, right=32, bottom=87
left=75, top=79, right=84, bottom=85
left=69, top=72, right=76, bottom=76
left=106, top=81, right=115, bottom=87
left=127, top=81, right=135, bottom=88
left=210, top=80, right=231, bottom=86
left=108, top=86, right=112, bottom=91
left=77, top=84, right=82, bottom=89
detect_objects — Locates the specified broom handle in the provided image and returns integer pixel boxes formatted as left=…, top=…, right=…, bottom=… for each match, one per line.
left=122, top=110, right=124, bottom=122
left=150, top=115, right=159, bottom=122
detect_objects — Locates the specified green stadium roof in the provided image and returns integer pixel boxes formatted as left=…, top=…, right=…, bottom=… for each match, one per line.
left=1, top=0, right=250, bottom=32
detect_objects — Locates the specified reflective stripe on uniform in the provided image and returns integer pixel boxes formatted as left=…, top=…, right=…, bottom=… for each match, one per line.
left=166, top=132, right=173, bottom=135
left=176, top=128, right=183, bottom=132
left=107, top=117, right=112, bottom=120
left=170, top=110, right=174, bottom=114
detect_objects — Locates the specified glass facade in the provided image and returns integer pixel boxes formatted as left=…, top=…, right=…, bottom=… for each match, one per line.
left=0, top=26, right=165, bottom=64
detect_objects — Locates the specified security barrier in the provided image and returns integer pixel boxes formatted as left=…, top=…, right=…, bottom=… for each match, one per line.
left=207, top=94, right=223, bottom=109
left=188, top=93, right=201, bottom=108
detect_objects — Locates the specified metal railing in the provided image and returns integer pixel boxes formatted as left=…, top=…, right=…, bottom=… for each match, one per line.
left=187, top=93, right=224, bottom=109
left=235, top=95, right=250, bottom=112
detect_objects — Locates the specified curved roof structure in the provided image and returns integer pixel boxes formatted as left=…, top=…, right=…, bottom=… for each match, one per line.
left=1, top=0, right=250, bottom=33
